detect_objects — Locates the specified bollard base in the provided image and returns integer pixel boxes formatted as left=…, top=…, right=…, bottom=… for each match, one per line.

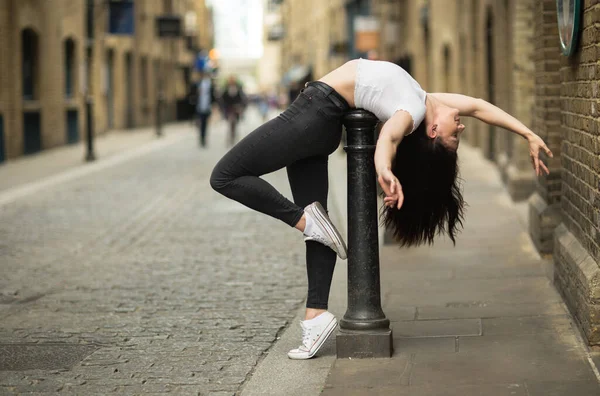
left=336, top=328, right=393, bottom=359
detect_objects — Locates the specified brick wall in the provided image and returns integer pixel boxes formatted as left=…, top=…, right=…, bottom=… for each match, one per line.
left=559, top=1, right=600, bottom=264
left=551, top=0, right=600, bottom=346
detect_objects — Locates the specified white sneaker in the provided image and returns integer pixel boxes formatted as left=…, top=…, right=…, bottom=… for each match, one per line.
left=288, top=312, right=338, bottom=360
left=303, top=202, right=348, bottom=260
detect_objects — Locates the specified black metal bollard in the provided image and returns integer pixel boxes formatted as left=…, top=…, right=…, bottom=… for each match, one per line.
left=85, top=96, right=96, bottom=162
left=336, top=109, right=393, bottom=358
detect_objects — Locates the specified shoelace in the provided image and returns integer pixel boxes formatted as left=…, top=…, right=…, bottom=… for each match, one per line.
left=300, top=322, right=314, bottom=349
left=306, top=233, right=331, bottom=248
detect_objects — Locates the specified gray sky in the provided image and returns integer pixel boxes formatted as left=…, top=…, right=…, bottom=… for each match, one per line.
left=207, top=0, right=264, bottom=59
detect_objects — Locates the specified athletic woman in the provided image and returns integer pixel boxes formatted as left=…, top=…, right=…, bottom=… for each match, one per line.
left=210, top=58, right=553, bottom=359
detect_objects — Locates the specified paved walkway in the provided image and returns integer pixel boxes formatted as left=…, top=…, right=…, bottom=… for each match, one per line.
left=319, top=145, right=600, bottom=395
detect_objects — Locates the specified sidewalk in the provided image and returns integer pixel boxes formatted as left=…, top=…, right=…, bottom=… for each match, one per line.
left=243, top=143, right=600, bottom=395
left=0, top=121, right=194, bottom=194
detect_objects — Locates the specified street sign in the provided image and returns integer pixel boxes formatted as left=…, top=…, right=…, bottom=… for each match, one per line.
left=156, top=15, right=182, bottom=38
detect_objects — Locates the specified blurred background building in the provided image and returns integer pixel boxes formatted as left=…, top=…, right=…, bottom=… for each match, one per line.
left=0, top=0, right=214, bottom=161
left=0, top=0, right=598, bottom=348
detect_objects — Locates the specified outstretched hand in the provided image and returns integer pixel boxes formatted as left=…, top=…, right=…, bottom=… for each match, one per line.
left=527, top=133, right=553, bottom=176
left=378, top=168, right=404, bottom=210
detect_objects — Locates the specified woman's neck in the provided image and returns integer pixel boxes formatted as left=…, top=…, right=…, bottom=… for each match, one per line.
left=424, top=94, right=437, bottom=125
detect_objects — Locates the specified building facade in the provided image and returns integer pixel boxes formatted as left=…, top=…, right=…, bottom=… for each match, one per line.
left=279, top=0, right=600, bottom=346
left=257, top=0, right=283, bottom=93
left=279, top=0, right=347, bottom=81
left=0, top=0, right=213, bottom=163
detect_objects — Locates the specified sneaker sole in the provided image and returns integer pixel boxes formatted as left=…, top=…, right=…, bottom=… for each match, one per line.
left=307, top=202, right=348, bottom=260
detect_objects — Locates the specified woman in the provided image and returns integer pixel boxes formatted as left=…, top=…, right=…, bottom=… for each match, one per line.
left=210, top=59, right=553, bottom=360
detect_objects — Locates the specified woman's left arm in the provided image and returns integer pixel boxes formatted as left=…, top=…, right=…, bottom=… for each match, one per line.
left=430, top=93, right=554, bottom=176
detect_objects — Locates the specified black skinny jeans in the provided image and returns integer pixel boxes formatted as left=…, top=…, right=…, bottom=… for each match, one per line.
left=210, top=82, right=350, bottom=309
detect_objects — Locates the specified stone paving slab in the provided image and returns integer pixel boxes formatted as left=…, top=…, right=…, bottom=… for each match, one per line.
left=322, top=383, right=530, bottom=396
left=411, top=335, right=593, bottom=385
left=415, top=301, right=567, bottom=320
left=391, top=337, right=457, bottom=355
left=392, top=318, right=482, bottom=338
left=382, top=276, right=563, bottom=306
left=481, top=314, right=575, bottom=335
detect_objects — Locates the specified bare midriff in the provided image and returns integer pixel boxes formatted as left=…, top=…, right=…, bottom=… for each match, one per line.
left=318, top=60, right=358, bottom=108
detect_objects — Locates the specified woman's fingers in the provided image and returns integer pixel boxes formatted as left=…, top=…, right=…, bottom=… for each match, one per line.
left=540, top=160, right=550, bottom=175
left=397, top=190, right=404, bottom=209
left=544, top=145, right=554, bottom=158
left=532, top=154, right=540, bottom=176
left=384, top=196, right=398, bottom=208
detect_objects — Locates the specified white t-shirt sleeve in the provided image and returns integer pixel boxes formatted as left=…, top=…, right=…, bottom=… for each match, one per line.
left=399, top=93, right=426, bottom=134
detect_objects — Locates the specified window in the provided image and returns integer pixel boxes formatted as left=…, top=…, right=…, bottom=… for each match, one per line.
left=64, top=38, right=76, bottom=98
left=109, top=0, right=135, bottom=35
left=22, top=29, right=38, bottom=100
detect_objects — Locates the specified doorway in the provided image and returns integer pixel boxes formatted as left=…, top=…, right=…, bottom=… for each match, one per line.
left=23, top=112, right=41, bottom=155
left=66, top=110, right=79, bottom=144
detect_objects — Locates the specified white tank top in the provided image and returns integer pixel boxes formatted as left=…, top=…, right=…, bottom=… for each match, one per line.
left=354, top=59, right=427, bottom=134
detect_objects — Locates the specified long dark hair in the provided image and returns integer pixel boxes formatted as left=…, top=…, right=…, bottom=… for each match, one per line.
left=380, top=121, right=465, bottom=247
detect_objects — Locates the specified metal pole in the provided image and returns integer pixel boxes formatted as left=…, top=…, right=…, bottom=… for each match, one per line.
left=336, top=109, right=393, bottom=358
left=85, top=95, right=96, bottom=162
left=156, top=91, right=163, bottom=137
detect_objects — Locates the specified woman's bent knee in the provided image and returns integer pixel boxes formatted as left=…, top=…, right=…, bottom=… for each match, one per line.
left=209, top=165, right=229, bottom=193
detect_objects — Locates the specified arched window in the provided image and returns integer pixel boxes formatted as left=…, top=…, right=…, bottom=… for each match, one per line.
left=64, top=38, right=76, bottom=98
left=22, top=28, right=39, bottom=100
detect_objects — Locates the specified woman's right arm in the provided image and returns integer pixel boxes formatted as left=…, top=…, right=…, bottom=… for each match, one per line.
left=374, top=111, right=413, bottom=209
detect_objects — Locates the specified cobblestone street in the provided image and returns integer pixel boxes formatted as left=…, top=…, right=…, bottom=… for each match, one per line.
left=0, top=111, right=308, bottom=395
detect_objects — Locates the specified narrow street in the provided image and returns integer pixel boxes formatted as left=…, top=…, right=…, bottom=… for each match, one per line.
left=0, top=110, right=308, bottom=395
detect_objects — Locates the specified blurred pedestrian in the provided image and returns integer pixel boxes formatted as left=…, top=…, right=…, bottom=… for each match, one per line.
left=210, top=58, right=553, bottom=360
left=220, top=75, right=247, bottom=147
left=195, top=70, right=216, bottom=148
